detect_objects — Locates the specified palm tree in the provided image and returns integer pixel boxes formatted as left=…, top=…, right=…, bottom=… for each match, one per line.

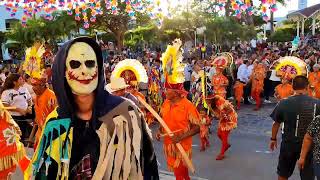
left=270, top=0, right=285, bottom=34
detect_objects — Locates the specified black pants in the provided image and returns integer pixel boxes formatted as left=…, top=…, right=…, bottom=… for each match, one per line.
left=264, top=80, right=281, bottom=100
left=184, top=81, right=191, bottom=92
left=277, top=141, right=314, bottom=180
left=12, top=116, right=33, bottom=141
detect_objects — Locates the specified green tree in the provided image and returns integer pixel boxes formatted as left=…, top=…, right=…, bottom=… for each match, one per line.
left=270, top=0, right=285, bottom=33
left=7, top=11, right=80, bottom=49
left=91, top=0, right=153, bottom=51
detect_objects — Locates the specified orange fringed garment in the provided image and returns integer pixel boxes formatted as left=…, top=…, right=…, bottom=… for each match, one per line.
left=233, top=81, right=244, bottom=102
left=34, top=88, right=57, bottom=149
left=251, top=64, right=266, bottom=92
left=161, top=98, right=201, bottom=171
left=0, top=113, right=29, bottom=178
left=200, top=114, right=211, bottom=138
left=212, top=74, right=229, bottom=98
left=308, top=71, right=320, bottom=98
left=275, top=83, right=294, bottom=100
left=212, top=96, right=238, bottom=131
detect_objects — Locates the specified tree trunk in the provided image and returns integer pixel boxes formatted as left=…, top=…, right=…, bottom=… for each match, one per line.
left=225, top=0, right=232, bottom=17
left=270, top=11, right=274, bottom=34
left=115, top=31, right=125, bottom=51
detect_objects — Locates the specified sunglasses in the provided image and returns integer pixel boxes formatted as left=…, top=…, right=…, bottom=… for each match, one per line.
left=69, top=60, right=96, bottom=69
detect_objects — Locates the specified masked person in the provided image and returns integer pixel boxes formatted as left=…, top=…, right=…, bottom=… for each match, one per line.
left=157, top=39, right=201, bottom=180
left=25, top=37, right=159, bottom=179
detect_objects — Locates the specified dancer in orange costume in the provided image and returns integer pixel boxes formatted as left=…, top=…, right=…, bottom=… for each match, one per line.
left=308, top=64, right=320, bottom=98
left=31, top=78, right=57, bottom=149
left=233, top=80, right=245, bottom=110
left=250, top=63, right=266, bottom=111
left=272, top=56, right=308, bottom=101
left=110, top=59, right=153, bottom=123
left=0, top=101, right=30, bottom=179
left=22, top=43, right=57, bottom=149
left=206, top=95, right=237, bottom=160
left=157, top=39, right=201, bottom=180
left=211, top=53, right=233, bottom=99
left=199, top=109, right=211, bottom=151
left=274, top=78, right=294, bottom=101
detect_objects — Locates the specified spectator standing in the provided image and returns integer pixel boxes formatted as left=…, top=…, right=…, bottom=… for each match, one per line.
left=184, top=59, right=193, bottom=92
left=1, top=73, right=33, bottom=141
left=298, top=113, right=320, bottom=179
left=237, top=60, right=250, bottom=104
left=270, top=76, right=320, bottom=180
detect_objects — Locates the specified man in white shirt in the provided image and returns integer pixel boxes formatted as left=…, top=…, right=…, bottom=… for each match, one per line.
left=237, top=60, right=250, bottom=83
left=237, top=60, right=251, bottom=104
left=250, top=39, right=257, bottom=51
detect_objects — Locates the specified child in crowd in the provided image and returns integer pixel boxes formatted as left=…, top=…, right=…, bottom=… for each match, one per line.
left=199, top=109, right=211, bottom=151
left=233, top=80, right=245, bottom=110
left=274, top=78, right=294, bottom=101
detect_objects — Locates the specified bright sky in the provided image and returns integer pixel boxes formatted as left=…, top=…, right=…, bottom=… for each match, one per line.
left=274, top=0, right=319, bottom=17
left=160, top=0, right=320, bottom=18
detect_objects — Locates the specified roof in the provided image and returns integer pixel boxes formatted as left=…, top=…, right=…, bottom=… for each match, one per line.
left=287, top=3, right=320, bottom=21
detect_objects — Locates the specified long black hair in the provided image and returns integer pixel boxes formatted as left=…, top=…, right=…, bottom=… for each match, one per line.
left=1, top=73, right=21, bottom=94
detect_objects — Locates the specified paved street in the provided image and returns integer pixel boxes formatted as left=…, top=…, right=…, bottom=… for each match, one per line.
left=13, top=103, right=301, bottom=180
left=154, top=103, right=300, bottom=180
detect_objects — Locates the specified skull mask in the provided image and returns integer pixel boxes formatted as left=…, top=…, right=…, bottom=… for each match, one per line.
left=66, top=42, right=98, bottom=95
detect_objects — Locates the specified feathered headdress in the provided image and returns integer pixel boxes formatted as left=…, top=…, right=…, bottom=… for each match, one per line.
left=161, top=39, right=185, bottom=90
left=23, top=43, right=46, bottom=79
left=273, top=56, right=308, bottom=80
left=211, top=52, right=233, bottom=69
left=111, top=59, right=148, bottom=86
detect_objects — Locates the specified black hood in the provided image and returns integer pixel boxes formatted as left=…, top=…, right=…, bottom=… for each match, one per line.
left=52, top=37, right=123, bottom=123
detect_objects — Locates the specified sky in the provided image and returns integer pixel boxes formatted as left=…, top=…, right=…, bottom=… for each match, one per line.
left=1, top=0, right=319, bottom=18
left=268, top=0, right=319, bottom=17
left=159, top=0, right=320, bottom=18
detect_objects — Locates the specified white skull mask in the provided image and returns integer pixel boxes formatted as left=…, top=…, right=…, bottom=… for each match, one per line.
left=66, top=42, right=98, bottom=95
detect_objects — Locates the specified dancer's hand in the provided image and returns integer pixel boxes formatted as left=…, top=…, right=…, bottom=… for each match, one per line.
left=269, top=140, right=277, bottom=151
left=155, top=131, right=161, bottom=141
left=171, top=135, right=182, bottom=144
left=297, top=157, right=305, bottom=170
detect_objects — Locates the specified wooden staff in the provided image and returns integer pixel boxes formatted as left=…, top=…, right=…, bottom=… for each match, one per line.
left=137, top=96, right=196, bottom=174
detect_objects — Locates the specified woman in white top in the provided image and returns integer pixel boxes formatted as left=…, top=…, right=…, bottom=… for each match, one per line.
left=1, top=73, right=33, bottom=140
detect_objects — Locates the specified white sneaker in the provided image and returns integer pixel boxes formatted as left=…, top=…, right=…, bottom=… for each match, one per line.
left=264, top=100, right=272, bottom=104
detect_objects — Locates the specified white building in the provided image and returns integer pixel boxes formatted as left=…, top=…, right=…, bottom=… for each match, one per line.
left=0, top=5, right=25, bottom=60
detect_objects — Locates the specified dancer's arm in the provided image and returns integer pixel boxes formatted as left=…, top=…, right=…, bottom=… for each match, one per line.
left=171, top=124, right=200, bottom=144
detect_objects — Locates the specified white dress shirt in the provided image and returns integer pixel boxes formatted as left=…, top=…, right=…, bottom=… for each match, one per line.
left=237, top=64, right=249, bottom=83
left=247, top=65, right=254, bottom=77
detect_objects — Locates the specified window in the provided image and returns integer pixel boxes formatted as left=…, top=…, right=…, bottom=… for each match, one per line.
left=5, top=19, right=19, bottom=30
